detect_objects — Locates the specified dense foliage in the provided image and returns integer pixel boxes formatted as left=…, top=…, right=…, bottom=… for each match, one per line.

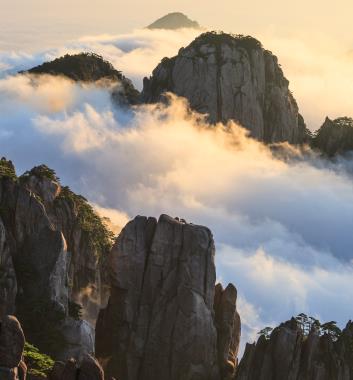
left=68, top=300, right=83, bottom=320
left=21, top=164, right=59, bottom=182
left=191, top=31, right=263, bottom=52
left=24, top=342, right=55, bottom=378
left=56, top=186, right=115, bottom=255
left=24, top=52, right=124, bottom=82
left=0, top=157, right=17, bottom=180
left=258, top=313, right=342, bottom=341
left=23, top=53, right=141, bottom=104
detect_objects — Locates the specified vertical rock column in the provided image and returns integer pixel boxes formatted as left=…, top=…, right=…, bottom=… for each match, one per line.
left=96, top=214, right=240, bottom=380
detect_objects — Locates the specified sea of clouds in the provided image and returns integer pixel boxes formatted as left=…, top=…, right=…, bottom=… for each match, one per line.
left=1, top=26, right=353, bottom=349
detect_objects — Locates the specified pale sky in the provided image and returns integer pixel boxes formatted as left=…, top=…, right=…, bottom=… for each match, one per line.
left=1, top=0, right=353, bottom=50
left=1, top=0, right=353, bottom=128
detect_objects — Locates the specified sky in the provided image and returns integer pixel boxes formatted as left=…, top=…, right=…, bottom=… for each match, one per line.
left=1, top=0, right=353, bottom=351
left=2, top=0, right=353, bottom=45
left=1, top=0, right=353, bottom=128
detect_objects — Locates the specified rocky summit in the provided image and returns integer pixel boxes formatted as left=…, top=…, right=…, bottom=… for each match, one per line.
left=95, top=214, right=241, bottom=380
left=143, top=32, right=309, bottom=144
left=235, top=317, right=353, bottom=380
left=147, top=12, right=200, bottom=30
left=22, top=53, right=140, bottom=106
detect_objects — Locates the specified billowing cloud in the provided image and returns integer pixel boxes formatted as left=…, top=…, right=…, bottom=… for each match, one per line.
left=1, top=69, right=353, bottom=349
left=0, top=28, right=201, bottom=90
left=2, top=24, right=353, bottom=130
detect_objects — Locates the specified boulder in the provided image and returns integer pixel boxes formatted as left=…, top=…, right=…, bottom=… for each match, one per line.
left=0, top=315, right=25, bottom=369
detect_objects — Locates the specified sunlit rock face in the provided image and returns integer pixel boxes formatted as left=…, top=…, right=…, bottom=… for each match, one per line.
left=96, top=214, right=240, bottom=380
left=143, top=32, right=308, bottom=144
left=235, top=318, right=353, bottom=380
left=0, top=158, right=112, bottom=360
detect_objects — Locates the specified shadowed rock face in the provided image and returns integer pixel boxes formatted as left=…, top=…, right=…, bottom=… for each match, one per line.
left=214, top=284, right=241, bottom=379
left=96, top=214, right=240, bottom=380
left=235, top=318, right=353, bottom=380
left=0, top=159, right=113, bottom=359
left=0, top=315, right=26, bottom=380
left=0, top=315, right=25, bottom=369
left=143, top=32, right=308, bottom=144
left=49, top=355, right=104, bottom=380
left=311, top=116, right=353, bottom=156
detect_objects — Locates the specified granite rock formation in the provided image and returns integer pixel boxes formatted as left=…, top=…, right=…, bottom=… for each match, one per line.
left=0, top=158, right=113, bottom=360
left=147, top=12, right=200, bottom=30
left=311, top=116, right=353, bottom=156
left=96, top=214, right=240, bottom=380
left=22, top=53, right=140, bottom=106
left=235, top=318, right=353, bottom=380
left=143, top=32, right=309, bottom=144
left=48, top=355, right=104, bottom=380
left=0, top=315, right=26, bottom=380
left=214, top=284, right=241, bottom=379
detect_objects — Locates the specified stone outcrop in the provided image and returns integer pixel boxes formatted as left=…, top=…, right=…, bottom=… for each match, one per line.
left=96, top=214, right=240, bottom=380
left=22, top=53, right=140, bottom=106
left=0, top=315, right=26, bottom=380
left=311, top=116, right=353, bottom=156
left=49, top=355, right=104, bottom=380
left=142, top=32, right=309, bottom=144
left=0, top=158, right=113, bottom=359
left=235, top=318, right=353, bottom=380
left=147, top=12, right=200, bottom=30
left=214, top=284, right=241, bottom=379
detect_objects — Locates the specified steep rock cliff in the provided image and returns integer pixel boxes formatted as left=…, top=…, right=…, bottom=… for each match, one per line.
left=143, top=32, right=308, bottom=144
left=0, top=158, right=113, bottom=359
left=235, top=318, right=353, bottom=380
left=96, top=214, right=240, bottom=380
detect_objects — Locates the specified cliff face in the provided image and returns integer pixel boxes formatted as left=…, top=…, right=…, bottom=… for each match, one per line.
left=0, top=158, right=113, bottom=360
left=95, top=214, right=241, bottom=380
left=23, top=53, right=141, bottom=106
left=143, top=32, right=308, bottom=144
left=235, top=318, right=353, bottom=380
left=311, top=116, right=353, bottom=156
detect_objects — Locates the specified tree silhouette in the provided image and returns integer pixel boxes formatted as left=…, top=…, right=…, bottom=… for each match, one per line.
left=258, top=327, right=273, bottom=340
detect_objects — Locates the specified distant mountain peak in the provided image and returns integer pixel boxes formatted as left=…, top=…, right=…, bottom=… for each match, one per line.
left=147, top=12, right=200, bottom=30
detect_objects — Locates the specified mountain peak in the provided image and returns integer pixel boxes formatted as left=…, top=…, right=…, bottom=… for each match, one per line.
left=143, top=31, right=308, bottom=144
left=22, top=53, right=140, bottom=105
left=147, top=12, right=200, bottom=30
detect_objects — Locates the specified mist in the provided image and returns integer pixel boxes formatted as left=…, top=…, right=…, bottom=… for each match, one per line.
left=1, top=65, right=353, bottom=348
left=2, top=24, right=353, bottom=131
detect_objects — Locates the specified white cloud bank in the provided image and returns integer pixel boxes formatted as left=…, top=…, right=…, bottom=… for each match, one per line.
left=1, top=19, right=353, bottom=349
left=1, top=71, right=353, bottom=348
